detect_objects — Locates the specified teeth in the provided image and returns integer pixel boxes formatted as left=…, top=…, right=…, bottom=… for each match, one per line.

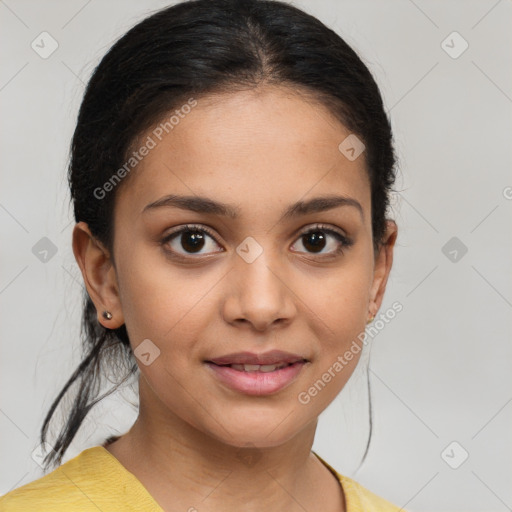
left=259, top=364, right=283, bottom=372
left=228, top=363, right=289, bottom=372
left=244, top=364, right=261, bottom=372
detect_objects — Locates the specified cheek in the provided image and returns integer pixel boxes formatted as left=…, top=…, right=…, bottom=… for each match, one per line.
left=307, top=255, right=373, bottom=337
left=116, top=245, right=214, bottom=345
left=299, top=254, right=373, bottom=403
left=116, top=252, right=214, bottom=421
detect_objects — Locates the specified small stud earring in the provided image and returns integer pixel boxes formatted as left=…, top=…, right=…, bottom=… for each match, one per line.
left=102, top=310, right=113, bottom=320
left=366, top=315, right=375, bottom=324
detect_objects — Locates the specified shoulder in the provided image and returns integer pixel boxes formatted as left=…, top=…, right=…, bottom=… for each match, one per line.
left=0, top=445, right=156, bottom=512
left=0, top=447, right=105, bottom=511
left=313, top=451, right=404, bottom=512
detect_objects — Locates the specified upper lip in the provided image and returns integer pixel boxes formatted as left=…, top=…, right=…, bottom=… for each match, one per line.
left=206, top=350, right=308, bottom=366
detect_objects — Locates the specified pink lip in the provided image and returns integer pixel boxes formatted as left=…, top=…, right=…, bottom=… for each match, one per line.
left=204, top=360, right=307, bottom=396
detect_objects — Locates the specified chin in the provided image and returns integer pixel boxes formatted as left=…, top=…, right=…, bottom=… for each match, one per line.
left=198, top=410, right=312, bottom=450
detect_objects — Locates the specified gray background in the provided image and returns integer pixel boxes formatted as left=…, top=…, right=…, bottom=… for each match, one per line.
left=1, top=1, right=511, bottom=510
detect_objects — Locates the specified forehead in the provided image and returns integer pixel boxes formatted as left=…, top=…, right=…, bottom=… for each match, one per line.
left=115, top=85, right=371, bottom=222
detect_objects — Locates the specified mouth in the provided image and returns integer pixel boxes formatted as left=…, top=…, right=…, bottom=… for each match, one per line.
left=204, top=352, right=310, bottom=395
left=207, top=361, right=304, bottom=373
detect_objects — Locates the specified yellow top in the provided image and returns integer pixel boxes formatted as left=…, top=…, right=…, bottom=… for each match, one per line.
left=0, top=446, right=403, bottom=511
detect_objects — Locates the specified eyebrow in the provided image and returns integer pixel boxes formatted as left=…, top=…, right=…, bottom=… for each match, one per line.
left=142, top=194, right=364, bottom=221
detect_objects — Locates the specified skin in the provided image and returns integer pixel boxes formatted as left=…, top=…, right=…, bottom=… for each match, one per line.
left=72, top=84, right=397, bottom=512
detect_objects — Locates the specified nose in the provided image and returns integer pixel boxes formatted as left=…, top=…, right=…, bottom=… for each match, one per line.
left=222, top=247, right=297, bottom=332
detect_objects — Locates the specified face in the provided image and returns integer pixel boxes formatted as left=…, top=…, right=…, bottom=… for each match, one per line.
left=75, top=85, right=396, bottom=449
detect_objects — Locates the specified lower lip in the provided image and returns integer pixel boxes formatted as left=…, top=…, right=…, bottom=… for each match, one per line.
left=205, top=361, right=307, bottom=396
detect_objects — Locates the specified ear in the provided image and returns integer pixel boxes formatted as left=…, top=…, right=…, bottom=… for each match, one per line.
left=72, top=221, right=125, bottom=329
left=368, top=220, right=398, bottom=318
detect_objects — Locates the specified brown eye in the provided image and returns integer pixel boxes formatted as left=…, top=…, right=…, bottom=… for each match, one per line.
left=292, top=225, right=352, bottom=256
left=178, top=230, right=206, bottom=253
left=301, top=231, right=327, bottom=253
left=162, top=225, right=223, bottom=257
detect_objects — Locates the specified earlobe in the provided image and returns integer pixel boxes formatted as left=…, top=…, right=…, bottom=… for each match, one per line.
left=71, top=222, right=125, bottom=329
left=368, top=220, right=398, bottom=317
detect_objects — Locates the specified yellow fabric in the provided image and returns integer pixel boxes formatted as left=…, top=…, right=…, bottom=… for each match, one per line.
left=314, top=452, right=403, bottom=512
left=0, top=446, right=403, bottom=511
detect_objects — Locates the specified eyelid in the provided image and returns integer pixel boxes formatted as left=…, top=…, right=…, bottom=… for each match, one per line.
left=163, top=223, right=221, bottom=242
left=163, top=222, right=349, bottom=243
left=297, top=222, right=348, bottom=239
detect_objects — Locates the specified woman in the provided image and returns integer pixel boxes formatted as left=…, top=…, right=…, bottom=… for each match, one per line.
left=0, top=0, right=402, bottom=510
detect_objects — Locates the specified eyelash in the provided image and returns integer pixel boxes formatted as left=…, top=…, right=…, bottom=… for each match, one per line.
left=160, top=223, right=353, bottom=260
